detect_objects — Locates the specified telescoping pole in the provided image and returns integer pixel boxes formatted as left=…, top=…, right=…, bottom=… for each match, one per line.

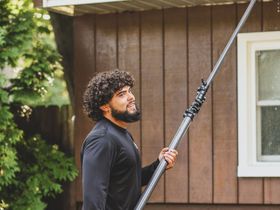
left=134, top=0, right=257, bottom=209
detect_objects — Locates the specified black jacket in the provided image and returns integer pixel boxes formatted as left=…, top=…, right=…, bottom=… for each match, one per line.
left=81, top=118, right=159, bottom=210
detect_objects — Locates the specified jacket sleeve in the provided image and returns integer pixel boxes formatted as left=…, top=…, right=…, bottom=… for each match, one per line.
left=82, top=136, right=117, bottom=210
left=141, top=159, right=160, bottom=186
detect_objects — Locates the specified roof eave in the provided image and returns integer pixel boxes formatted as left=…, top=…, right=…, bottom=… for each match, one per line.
left=34, top=0, right=269, bottom=16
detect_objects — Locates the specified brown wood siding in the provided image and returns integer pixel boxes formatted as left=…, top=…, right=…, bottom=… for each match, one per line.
left=212, top=4, right=237, bottom=203
left=188, top=6, right=213, bottom=204
left=164, top=8, right=188, bottom=203
left=95, top=14, right=118, bottom=71
left=140, top=10, right=165, bottom=202
left=73, top=1, right=280, bottom=206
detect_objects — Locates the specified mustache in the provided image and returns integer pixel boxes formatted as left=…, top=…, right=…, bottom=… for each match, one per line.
left=127, top=101, right=136, bottom=107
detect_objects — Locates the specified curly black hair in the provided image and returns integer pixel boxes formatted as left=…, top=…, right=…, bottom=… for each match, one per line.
left=83, top=70, right=135, bottom=121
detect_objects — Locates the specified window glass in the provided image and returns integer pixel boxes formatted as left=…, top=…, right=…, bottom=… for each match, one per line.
left=257, top=49, right=280, bottom=159
left=260, top=106, right=280, bottom=156
left=257, top=50, right=280, bottom=100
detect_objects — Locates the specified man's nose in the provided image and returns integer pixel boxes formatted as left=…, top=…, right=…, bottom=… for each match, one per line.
left=128, top=92, right=135, bottom=101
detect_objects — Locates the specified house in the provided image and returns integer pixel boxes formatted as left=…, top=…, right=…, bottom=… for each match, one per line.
left=34, top=0, right=280, bottom=209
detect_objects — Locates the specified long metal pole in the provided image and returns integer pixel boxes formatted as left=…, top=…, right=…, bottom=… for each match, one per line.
left=134, top=0, right=257, bottom=209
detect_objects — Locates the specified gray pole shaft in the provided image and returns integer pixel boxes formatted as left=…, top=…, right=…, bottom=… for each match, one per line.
left=134, top=0, right=257, bottom=210
left=135, top=117, right=192, bottom=209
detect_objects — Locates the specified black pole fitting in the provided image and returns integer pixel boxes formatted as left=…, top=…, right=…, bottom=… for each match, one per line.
left=184, top=79, right=207, bottom=120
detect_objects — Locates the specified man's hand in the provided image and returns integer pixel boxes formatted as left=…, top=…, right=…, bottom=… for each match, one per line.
left=158, top=147, right=178, bottom=170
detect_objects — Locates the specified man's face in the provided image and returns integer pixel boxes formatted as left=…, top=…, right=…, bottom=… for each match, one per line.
left=108, top=86, right=141, bottom=123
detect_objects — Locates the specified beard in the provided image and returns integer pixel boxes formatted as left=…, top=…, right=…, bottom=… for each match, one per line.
left=110, top=104, right=141, bottom=123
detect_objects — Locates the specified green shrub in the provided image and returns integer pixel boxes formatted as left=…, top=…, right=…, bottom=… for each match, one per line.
left=0, top=0, right=78, bottom=209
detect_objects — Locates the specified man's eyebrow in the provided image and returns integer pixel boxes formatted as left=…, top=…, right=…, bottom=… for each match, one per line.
left=116, top=89, right=126, bottom=95
left=116, top=87, right=132, bottom=96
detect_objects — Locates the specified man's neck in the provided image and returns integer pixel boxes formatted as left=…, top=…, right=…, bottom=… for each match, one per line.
left=103, top=115, right=128, bottom=129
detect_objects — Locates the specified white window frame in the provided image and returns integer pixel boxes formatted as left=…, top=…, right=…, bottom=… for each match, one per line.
left=238, top=31, right=280, bottom=177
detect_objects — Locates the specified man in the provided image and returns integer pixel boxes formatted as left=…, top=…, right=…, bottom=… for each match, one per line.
left=81, top=70, right=178, bottom=210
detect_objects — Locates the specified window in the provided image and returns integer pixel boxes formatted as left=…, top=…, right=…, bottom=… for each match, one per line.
left=238, top=31, right=280, bottom=177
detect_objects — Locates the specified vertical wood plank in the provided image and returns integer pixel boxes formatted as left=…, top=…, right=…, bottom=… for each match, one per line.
left=188, top=6, right=213, bottom=204
left=238, top=178, right=264, bottom=204
left=264, top=177, right=280, bottom=204
left=118, top=12, right=141, bottom=148
left=263, top=1, right=280, bottom=32
left=73, top=15, right=95, bottom=202
left=237, top=2, right=264, bottom=204
left=212, top=4, right=238, bottom=204
left=263, top=1, right=280, bottom=204
left=95, top=14, right=117, bottom=72
left=238, top=2, right=262, bottom=33
left=164, top=8, right=188, bottom=203
left=141, top=10, right=164, bottom=202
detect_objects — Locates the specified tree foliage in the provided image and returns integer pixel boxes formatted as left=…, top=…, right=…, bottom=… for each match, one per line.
left=0, top=0, right=77, bottom=209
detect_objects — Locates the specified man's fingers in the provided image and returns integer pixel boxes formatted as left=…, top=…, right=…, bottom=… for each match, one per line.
left=169, top=149, right=178, bottom=155
left=164, top=154, right=175, bottom=165
left=163, top=149, right=178, bottom=170
left=164, top=156, right=175, bottom=169
left=166, top=151, right=177, bottom=159
left=162, top=147, right=169, bottom=152
left=164, top=153, right=176, bottom=160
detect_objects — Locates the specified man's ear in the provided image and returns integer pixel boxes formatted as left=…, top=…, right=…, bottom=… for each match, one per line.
left=100, top=104, right=110, bottom=112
